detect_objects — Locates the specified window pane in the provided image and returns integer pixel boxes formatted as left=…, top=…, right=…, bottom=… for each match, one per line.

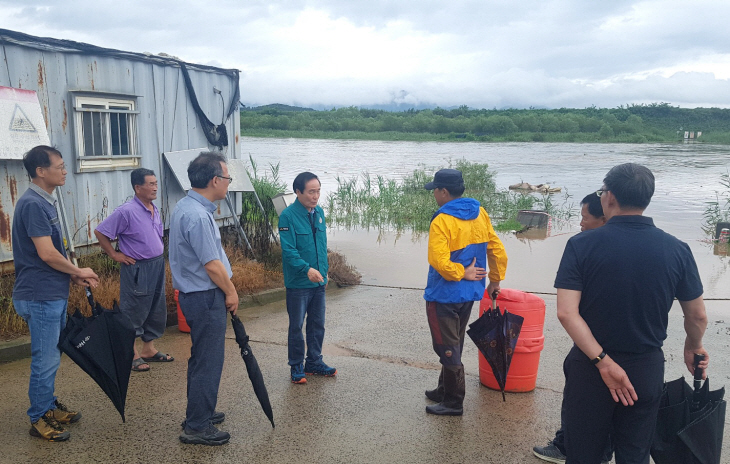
left=81, top=104, right=107, bottom=156
left=82, top=113, right=95, bottom=157
left=76, top=99, right=136, bottom=160
left=92, top=112, right=105, bottom=156
left=109, top=112, right=131, bottom=156
left=110, top=113, right=121, bottom=156
left=119, top=114, right=129, bottom=155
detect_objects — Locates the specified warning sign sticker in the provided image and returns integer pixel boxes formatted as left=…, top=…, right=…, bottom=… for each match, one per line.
left=0, top=86, right=50, bottom=160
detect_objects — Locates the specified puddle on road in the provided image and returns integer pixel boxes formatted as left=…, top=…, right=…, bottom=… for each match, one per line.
left=322, top=342, right=441, bottom=371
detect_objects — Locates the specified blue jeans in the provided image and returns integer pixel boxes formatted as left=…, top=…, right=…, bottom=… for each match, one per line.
left=286, top=286, right=326, bottom=367
left=178, top=288, right=227, bottom=432
left=13, top=298, right=68, bottom=422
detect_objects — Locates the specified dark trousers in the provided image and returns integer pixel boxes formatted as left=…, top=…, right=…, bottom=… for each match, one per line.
left=554, top=388, right=614, bottom=461
left=119, top=255, right=166, bottom=342
left=426, top=300, right=473, bottom=408
left=563, top=345, right=664, bottom=464
left=178, top=288, right=227, bottom=432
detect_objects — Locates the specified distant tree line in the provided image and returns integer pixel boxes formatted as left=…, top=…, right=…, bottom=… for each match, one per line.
left=240, top=103, right=730, bottom=143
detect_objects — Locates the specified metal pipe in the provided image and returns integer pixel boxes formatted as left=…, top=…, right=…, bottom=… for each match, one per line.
left=54, top=186, right=77, bottom=266
left=225, top=193, right=254, bottom=256
left=251, top=190, right=279, bottom=245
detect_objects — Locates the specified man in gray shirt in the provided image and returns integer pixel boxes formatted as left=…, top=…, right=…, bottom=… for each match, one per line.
left=12, top=145, right=99, bottom=442
left=169, top=152, right=238, bottom=446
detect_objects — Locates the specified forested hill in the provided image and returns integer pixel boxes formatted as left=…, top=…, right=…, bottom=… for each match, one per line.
left=240, top=103, right=730, bottom=144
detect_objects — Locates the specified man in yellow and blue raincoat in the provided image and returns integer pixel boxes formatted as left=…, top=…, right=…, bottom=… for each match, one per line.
left=423, top=169, right=507, bottom=416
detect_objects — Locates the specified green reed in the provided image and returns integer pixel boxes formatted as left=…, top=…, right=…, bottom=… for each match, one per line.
left=702, top=170, right=730, bottom=236
left=326, top=160, right=574, bottom=233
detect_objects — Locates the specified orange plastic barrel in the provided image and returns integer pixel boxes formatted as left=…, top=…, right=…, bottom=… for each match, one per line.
left=174, top=289, right=191, bottom=333
left=478, top=288, right=545, bottom=392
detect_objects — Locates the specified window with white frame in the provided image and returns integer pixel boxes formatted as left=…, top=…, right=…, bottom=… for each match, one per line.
left=73, top=95, right=140, bottom=170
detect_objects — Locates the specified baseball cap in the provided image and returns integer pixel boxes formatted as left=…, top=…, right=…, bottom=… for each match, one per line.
left=424, top=169, right=464, bottom=190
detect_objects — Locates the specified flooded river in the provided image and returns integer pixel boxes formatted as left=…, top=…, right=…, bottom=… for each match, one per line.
left=241, top=138, right=730, bottom=299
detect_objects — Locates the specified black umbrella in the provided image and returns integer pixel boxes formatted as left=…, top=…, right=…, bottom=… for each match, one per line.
left=230, top=313, right=275, bottom=428
left=467, top=291, right=524, bottom=401
left=651, top=354, right=726, bottom=464
left=58, top=288, right=135, bottom=422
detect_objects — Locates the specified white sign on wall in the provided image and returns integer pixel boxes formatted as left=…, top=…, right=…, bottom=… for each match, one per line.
left=0, top=86, right=50, bottom=160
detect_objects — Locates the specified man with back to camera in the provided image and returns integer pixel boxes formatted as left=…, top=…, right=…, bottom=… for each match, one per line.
left=169, top=152, right=238, bottom=446
left=555, top=163, right=708, bottom=463
left=278, top=172, right=335, bottom=384
left=95, top=168, right=173, bottom=373
left=533, top=192, right=611, bottom=463
left=12, top=145, right=99, bottom=441
left=423, top=168, right=507, bottom=416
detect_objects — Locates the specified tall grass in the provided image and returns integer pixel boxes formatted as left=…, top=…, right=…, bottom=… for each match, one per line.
left=702, top=170, right=730, bottom=236
left=326, top=159, right=574, bottom=233
left=239, top=154, right=287, bottom=261
left=1, top=245, right=285, bottom=340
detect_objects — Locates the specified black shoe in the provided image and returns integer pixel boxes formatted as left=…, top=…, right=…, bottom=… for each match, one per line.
left=425, top=403, right=463, bottom=416
left=425, top=389, right=443, bottom=402
left=179, top=424, right=230, bottom=446
left=180, top=411, right=225, bottom=429
left=532, top=441, right=566, bottom=463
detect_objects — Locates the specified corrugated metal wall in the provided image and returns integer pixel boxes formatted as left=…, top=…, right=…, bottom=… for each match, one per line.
left=0, top=33, right=241, bottom=265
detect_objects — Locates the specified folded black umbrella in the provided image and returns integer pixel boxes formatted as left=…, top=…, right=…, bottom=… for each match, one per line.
left=651, top=355, right=726, bottom=464
left=58, top=289, right=135, bottom=422
left=467, top=291, right=524, bottom=401
left=230, top=313, right=275, bottom=428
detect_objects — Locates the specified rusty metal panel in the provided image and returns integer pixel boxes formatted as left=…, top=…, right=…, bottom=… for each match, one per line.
left=0, top=32, right=241, bottom=264
left=0, top=161, right=28, bottom=262
left=64, top=54, right=137, bottom=95
left=1, top=43, right=40, bottom=91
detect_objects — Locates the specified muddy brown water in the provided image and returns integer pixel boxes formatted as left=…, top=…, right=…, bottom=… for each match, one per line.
left=244, top=138, right=729, bottom=300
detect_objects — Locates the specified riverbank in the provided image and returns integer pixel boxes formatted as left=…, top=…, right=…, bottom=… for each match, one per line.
left=240, top=104, right=730, bottom=145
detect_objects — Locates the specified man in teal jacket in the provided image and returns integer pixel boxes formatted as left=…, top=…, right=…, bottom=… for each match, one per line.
left=279, top=172, right=334, bottom=384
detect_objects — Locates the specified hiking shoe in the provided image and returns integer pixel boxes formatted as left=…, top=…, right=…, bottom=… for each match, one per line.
left=50, top=399, right=81, bottom=424
left=533, top=441, right=566, bottom=463
left=179, top=424, right=230, bottom=446
left=181, top=411, right=225, bottom=429
left=291, top=364, right=307, bottom=384
left=305, top=361, right=337, bottom=377
left=29, top=411, right=70, bottom=442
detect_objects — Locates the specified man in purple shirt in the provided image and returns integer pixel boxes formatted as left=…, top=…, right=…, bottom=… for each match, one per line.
left=95, top=168, right=172, bottom=372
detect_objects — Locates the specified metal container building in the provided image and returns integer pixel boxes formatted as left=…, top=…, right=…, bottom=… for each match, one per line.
left=0, top=29, right=242, bottom=270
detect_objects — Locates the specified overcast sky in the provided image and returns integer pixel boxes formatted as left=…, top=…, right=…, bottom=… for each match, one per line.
left=2, top=0, right=729, bottom=110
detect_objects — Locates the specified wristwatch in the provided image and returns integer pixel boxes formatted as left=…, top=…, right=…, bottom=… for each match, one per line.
left=591, top=350, right=606, bottom=365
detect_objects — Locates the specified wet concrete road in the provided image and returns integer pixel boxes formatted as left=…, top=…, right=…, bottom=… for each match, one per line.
left=1, top=286, right=729, bottom=463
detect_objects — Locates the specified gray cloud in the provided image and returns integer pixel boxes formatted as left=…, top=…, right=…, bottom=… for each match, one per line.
left=2, top=0, right=729, bottom=109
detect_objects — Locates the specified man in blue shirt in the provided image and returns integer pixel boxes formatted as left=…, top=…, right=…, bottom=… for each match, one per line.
left=169, top=152, right=237, bottom=446
left=555, top=163, right=708, bottom=463
left=12, top=145, right=99, bottom=442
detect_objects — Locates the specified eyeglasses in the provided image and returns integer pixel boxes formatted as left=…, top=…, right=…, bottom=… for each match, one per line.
left=216, top=175, right=233, bottom=183
left=46, top=163, right=66, bottom=171
left=596, top=188, right=608, bottom=197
